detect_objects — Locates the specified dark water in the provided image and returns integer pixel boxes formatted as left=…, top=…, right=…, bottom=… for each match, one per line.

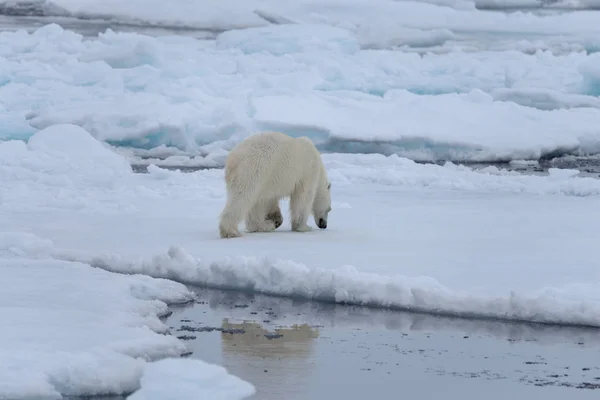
left=162, top=287, right=600, bottom=400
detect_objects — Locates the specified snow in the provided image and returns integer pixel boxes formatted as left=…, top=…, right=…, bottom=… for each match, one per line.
left=2, top=1, right=600, bottom=397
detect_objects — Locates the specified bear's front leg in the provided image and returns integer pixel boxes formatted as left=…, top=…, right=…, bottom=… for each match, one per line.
left=220, top=226, right=243, bottom=239
left=290, top=185, right=313, bottom=233
left=292, top=220, right=312, bottom=232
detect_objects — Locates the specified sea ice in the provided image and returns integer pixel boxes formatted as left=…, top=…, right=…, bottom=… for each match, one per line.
left=1, top=12, right=600, bottom=162
left=2, top=1, right=600, bottom=398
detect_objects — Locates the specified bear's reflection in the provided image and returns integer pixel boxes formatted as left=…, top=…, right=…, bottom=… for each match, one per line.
left=219, top=319, right=319, bottom=400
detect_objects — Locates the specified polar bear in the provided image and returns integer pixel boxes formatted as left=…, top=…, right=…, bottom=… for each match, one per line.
left=218, top=131, right=332, bottom=239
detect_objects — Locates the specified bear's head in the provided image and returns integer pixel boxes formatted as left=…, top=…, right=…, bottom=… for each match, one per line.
left=313, top=181, right=331, bottom=229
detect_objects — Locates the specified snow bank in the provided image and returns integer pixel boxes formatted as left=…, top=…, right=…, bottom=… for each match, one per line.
left=2, top=24, right=600, bottom=162
left=67, top=245, right=600, bottom=328
left=127, top=358, right=255, bottom=400
left=0, top=232, right=197, bottom=399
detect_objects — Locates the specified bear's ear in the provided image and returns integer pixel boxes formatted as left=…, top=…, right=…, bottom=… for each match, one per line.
left=327, top=182, right=331, bottom=190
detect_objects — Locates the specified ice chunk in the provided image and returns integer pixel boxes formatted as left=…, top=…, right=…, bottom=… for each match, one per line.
left=127, top=358, right=255, bottom=400
left=547, top=167, right=580, bottom=179
left=252, top=90, right=600, bottom=162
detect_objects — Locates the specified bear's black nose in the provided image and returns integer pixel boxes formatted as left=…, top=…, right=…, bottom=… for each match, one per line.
left=318, top=219, right=327, bottom=229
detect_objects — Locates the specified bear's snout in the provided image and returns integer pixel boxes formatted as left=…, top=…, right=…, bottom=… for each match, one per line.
left=318, top=218, right=327, bottom=229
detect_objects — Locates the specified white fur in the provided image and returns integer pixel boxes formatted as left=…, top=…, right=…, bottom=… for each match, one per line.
left=219, top=131, right=332, bottom=239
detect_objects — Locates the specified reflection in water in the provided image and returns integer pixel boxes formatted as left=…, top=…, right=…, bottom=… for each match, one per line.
left=219, top=319, right=319, bottom=400
left=192, top=287, right=600, bottom=348
left=221, top=319, right=320, bottom=356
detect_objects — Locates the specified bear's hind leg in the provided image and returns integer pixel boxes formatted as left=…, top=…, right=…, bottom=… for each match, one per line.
left=245, top=200, right=277, bottom=233
left=219, top=202, right=244, bottom=238
left=219, top=189, right=253, bottom=239
left=265, top=198, right=283, bottom=229
left=220, top=153, right=277, bottom=238
left=290, top=183, right=315, bottom=233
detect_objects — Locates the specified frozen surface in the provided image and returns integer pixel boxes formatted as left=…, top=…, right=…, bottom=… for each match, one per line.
left=2, top=2, right=600, bottom=162
left=3, top=2, right=600, bottom=398
left=127, top=358, right=256, bottom=400
left=0, top=232, right=196, bottom=399
left=2, top=125, right=600, bottom=335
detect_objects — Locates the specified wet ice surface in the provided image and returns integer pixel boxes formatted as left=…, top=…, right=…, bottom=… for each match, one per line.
left=162, top=288, right=600, bottom=400
left=128, top=155, right=600, bottom=178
